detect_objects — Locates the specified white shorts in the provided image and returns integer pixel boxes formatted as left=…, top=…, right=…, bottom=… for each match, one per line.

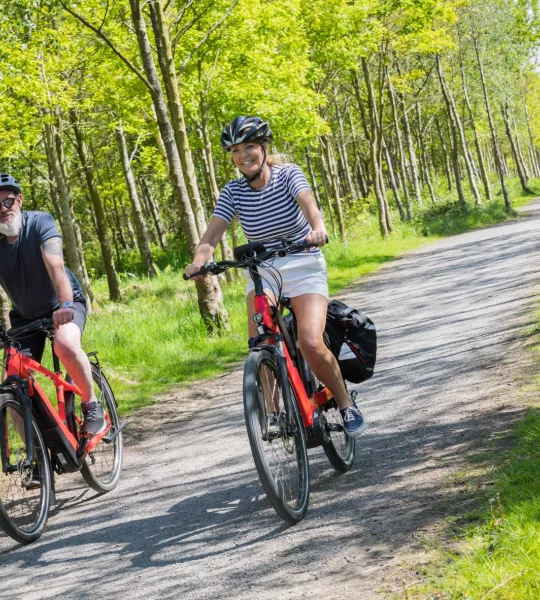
left=244, top=251, right=329, bottom=299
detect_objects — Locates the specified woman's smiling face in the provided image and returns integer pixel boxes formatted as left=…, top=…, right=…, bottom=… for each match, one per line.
left=230, top=142, right=266, bottom=177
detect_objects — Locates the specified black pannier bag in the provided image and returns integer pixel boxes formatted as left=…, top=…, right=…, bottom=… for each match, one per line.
left=324, top=299, right=377, bottom=384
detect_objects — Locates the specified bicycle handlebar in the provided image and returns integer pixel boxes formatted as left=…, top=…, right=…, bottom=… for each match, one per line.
left=0, top=318, right=55, bottom=344
left=183, top=238, right=328, bottom=281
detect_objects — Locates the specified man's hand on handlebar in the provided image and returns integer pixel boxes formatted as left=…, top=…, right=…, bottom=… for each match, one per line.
left=52, top=307, right=74, bottom=329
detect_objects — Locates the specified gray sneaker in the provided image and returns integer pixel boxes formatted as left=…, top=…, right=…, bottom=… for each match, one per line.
left=82, top=401, right=106, bottom=435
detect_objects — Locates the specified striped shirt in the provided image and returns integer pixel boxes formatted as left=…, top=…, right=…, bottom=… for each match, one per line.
left=213, top=164, right=314, bottom=251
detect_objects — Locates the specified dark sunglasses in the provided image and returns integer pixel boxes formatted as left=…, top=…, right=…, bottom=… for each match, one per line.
left=0, top=196, right=17, bottom=209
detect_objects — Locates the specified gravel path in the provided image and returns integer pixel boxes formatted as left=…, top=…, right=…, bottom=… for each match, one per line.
left=1, top=201, right=539, bottom=600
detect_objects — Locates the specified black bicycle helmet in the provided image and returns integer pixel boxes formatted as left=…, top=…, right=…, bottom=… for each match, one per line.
left=0, top=173, right=21, bottom=195
left=220, top=116, right=273, bottom=151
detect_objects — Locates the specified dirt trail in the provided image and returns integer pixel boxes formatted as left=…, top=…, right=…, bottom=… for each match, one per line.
left=1, top=201, right=540, bottom=600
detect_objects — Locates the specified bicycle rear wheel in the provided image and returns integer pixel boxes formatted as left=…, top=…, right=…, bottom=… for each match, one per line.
left=80, top=365, right=123, bottom=493
left=321, top=398, right=355, bottom=473
left=243, top=349, right=310, bottom=524
left=0, top=393, right=51, bottom=544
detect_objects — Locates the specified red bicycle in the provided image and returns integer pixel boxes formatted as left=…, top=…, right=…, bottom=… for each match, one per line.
left=0, top=319, right=125, bottom=544
left=185, top=240, right=355, bottom=523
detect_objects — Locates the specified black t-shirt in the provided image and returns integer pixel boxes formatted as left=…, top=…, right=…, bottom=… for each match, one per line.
left=0, top=211, right=84, bottom=319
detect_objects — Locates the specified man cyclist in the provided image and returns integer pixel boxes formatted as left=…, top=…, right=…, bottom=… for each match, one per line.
left=0, top=173, right=104, bottom=435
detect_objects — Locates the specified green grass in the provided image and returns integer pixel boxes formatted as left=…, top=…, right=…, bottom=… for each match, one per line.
left=410, top=410, right=540, bottom=599
left=80, top=181, right=539, bottom=414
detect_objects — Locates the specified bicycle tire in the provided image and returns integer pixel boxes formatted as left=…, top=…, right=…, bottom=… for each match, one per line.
left=243, top=349, right=310, bottom=524
left=321, top=398, right=356, bottom=473
left=80, top=365, right=123, bottom=493
left=298, top=356, right=355, bottom=474
left=0, top=393, right=51, bottom=544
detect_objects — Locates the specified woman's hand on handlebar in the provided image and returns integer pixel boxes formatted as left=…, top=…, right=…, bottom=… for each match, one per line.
left=184, top=262, right=205, bottom=281
left=305, top=230, right=328, bottom=246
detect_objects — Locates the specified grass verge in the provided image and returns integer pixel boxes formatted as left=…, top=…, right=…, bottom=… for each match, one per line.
left=75, top=183, right=538, bottom=414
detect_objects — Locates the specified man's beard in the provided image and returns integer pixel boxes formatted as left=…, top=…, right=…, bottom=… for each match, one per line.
left=0, top=211, right=22, bottom=237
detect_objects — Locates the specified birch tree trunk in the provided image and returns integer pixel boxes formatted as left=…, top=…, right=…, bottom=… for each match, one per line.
left=333, top=86, right=357, bottom=199
left=197, top=95, right=234, bottom=280
left=361, top=58, right=390, bottom=237
left=387, top=72, right=412, bottom=219
left=318, top=144, right=339, bottom=240
left=72, top=114, right=122, bottom=301
left=43, top=123, right=89, bottom=295
left=322, top=138, right=347, bottom=240
left=394, top=62, right=423, bottom=208
left=129, top=0, right=230, bottom=332
left=457, top=26, right=492, bottom=202
left=502, top=103, right=531, bottom=193
left=437, top=55, right=481, bottom=204
left=470, top=15, right=511, bottom=211
left=129, top=0, right=229, bottom=331
left=0, top=287, right=10, bottom=329
left=415, top=103, right=437, bottom=204
left=117, top=121, right=157, bottom=277
left=305, top=148, right=322, bottom=210
left=140, top=177, right=168, bottom=250
left=148, top=0, right=207, bottom=237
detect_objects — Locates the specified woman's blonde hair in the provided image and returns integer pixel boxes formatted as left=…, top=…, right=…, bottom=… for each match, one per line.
left=266, top=153, right=291, bottom=166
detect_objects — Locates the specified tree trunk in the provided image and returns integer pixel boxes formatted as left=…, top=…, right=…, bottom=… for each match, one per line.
left=149, top=0, right=207, bottom=237
left=305, top=148, right=322, bottom=210
left=512, top=112, right=530, bottom=179
left=53, top=123, right=95, bottom=306
left=117, top=121, right=157, bottom=277
left=140, top=177, right=168, bottom=250
left=318, top=146, right=339, bottom=240
left=361, top=59, right=390, bottom=237
left=333, top=86, right=357, bottom=199
left=457, top=26, right=492, bottom=202
left=470, top=15, right=511, bottom=211
left=415, top=103, right=437, bottom=204
left=71, top=114, right=122, bottom=301
left=437, top=55, right=481, bottom=205
left=436, top=66, right=467, bottom=208
left=387, top=72, right=412, bottom=219
left=129, top=0, right=229, bottom=331
left=321, top=138, right=347, bottom=240
left=43, top=123, right=88, bottom=294
left=394, top=62, right=423, bottom=208
left=197, top=96, right=234, bottom=281
left=346, top=110, right=369, bottom=198
left=524, top=104, right=540, bottom=178
left=435, top=117, right=453, bottom=192
left=502, top=103, right=531, bottom=193
left=0, top=287, right=10, bottom=328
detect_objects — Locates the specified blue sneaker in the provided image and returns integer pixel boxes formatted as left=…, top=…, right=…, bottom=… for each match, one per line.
left=340, top=403, right=367, bottom=437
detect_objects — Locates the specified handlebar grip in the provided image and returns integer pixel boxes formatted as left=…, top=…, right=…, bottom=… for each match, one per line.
left=183, top=273, right=190, bottom=281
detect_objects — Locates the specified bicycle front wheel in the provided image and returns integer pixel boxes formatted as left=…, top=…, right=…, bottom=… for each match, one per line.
left=243, top=349, right=310, bottom=524
left=80, top=365, right=123, bottom=493
left=0, top=393, right=51, bottom=544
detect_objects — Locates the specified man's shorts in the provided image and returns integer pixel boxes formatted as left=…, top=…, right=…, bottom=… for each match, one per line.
left=9, top=301, right=87, bottom=363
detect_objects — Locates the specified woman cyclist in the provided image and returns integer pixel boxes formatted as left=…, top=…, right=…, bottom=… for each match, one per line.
left=185, top=116, right=366, bottom=437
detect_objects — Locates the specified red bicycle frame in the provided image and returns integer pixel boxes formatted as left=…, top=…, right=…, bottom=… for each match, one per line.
left=253, top=293, right=333, bottom=429
left=3, top=345, right=110, bottom=463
